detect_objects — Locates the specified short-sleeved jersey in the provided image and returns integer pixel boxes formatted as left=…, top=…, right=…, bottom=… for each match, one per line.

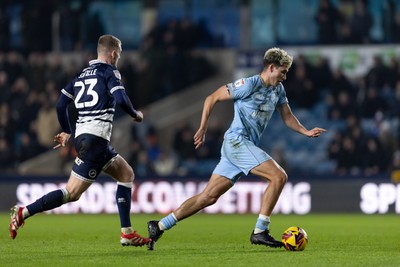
left=225, top=74, right=288, bottom=146
left=61, top=60, right=124, bottom=141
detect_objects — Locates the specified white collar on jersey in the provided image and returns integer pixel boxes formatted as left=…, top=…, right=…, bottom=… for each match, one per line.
left=89, top=59, right=107, bottom=65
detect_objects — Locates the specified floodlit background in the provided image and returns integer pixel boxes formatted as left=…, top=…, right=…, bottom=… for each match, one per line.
left=0, top=0, right=399, bottom=214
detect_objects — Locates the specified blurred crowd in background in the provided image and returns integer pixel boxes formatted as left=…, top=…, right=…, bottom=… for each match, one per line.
left=288, top=53, right=400, bottom=177
left=1, top=0, right=400, bottom=52
left=0, top=0, right=400, bottom=179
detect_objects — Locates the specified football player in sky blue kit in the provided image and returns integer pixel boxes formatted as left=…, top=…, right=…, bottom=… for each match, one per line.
left=9, top=35, right=151, bottom=247
left=147, top=47, right=326, bottom=250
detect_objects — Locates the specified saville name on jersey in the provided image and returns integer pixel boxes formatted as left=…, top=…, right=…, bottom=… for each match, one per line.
left=78, top=69, right=97, bottom=78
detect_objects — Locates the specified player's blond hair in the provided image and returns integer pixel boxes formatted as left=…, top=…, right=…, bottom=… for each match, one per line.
left=97, top=34, right=121, bottom=54
left=263, top=47, right=293, bottom=68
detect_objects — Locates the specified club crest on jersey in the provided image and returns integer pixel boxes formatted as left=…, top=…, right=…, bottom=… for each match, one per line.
left=234, top=78, right=245, bottom=88
left=113, top=70, right=121, bottom=80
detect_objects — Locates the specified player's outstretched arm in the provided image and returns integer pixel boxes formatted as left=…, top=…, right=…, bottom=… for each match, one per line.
left=113, top=89, right=142, bottom=123
left=194, top=85, right=232, bottom=149
left=277, top=103, right=326, bottom=137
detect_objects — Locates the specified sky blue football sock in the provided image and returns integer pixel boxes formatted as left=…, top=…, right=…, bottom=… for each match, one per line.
left=116, top=183, right=132, bottom=228
left=159, top=213, right=177, bottom=230
left=254, top=214, right=270, bottom=234
left=26, top=189, right=66, bottom=216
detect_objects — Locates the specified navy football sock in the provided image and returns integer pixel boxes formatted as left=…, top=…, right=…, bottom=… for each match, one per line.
left=116, top=183, right=132, bottom=228
left=26, top=189, right=68, bottom=216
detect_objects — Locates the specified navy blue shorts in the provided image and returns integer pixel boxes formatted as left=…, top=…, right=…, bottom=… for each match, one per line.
left=71, top=134, right=118, bottom=182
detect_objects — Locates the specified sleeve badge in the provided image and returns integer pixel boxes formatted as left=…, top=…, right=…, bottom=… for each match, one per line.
left=234, top=78, right=245, bottom=88
left=113, top=70, right=122, bottom=80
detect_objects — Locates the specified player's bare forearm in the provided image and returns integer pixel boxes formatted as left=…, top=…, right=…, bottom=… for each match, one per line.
left=284, top=115, right=305, bottom=133
left=194, top=85, right=232, bottom=149
left=285, top=116, right=326, bottom=137
left=194, top=98, right=214, bottom=149
left=200, top=96, right=215, bottom=129
left=278, top=103, right=326, bottom=137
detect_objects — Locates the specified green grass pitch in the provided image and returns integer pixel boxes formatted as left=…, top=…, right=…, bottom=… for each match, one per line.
left=1, top=213, right=399, bottom=267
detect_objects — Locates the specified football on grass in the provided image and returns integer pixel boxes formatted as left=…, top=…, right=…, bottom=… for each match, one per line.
left=282, top=226, right=308, bottom=251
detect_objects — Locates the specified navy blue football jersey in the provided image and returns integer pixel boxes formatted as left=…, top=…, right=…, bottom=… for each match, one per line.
left=61, top=60, right=124, bottom=141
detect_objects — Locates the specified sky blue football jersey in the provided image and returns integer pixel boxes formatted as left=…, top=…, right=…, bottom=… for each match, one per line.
left=225, top=74, right=288, bottom=145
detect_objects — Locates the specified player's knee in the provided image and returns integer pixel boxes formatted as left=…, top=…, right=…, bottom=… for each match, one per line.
left=124, top=165, right=135, bottom=182
left=198, top=192, right=219, bottom=207
left=116, top=165, right=134, bottom=183
left=130, top=167, right=135, bottom=182
left=277, top=171, right=288, bottom=185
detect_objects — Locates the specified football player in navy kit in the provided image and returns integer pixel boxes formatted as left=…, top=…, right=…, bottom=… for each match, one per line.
left=9, top=35, right=151, bottom=247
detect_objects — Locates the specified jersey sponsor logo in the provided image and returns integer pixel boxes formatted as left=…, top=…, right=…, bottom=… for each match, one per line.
left=113, top=70, right=121, bottom=80
left=234, top=78, right=245, bottom=88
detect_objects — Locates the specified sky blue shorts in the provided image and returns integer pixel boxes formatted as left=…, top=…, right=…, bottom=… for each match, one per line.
left=213, top=137, right=271, bottom=184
